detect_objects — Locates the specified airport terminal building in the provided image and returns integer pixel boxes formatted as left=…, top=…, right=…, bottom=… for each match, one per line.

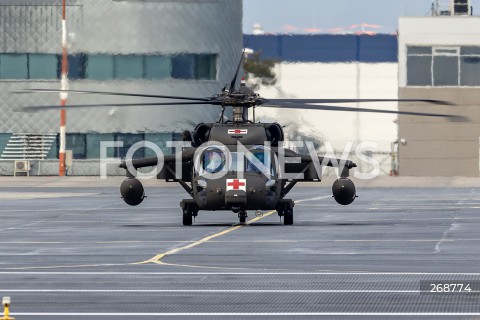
left=0, top=0, right=242, bottom=175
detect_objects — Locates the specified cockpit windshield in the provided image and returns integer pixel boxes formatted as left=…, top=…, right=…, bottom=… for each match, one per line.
left=199, top=145, right=276, bottom=177
left=245, top=146, right=275, bottom=177
left=202, top=149, right=226, bottom=174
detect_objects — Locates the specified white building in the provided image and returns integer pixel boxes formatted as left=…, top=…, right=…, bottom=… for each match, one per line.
left=245, top=34, right=399, bottom=175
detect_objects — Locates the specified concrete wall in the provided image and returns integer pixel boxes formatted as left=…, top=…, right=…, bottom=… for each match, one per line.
left=398, top=17, right=480, bottom=176
left=398, top=87, right=480, bottom=176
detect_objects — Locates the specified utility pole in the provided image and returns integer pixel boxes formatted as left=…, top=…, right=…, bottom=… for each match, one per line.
left=59, top=0, right=68, bottom=176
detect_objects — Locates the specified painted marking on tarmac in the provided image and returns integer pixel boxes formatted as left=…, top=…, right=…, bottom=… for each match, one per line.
left=2, top=239, right=476, bottom=245
left=0, top=192, right=98, bottom=201
left=135, top=210, right=276, bottom=268
left=0, top=201, right=122, bottom=233
left=1, top=289, right=460, bottom=293
left=0, top=207, right=173, bottom=213
left=0, top=263, right=133, bottom=271
left=11, top=313, right=480, bottom=317
left=435, top=217, right=460, bottom=253
left=295, top=195, right=331, bottom=204
left=433, top=195, right=470, bottom=253
left=1, top=272, right=480, bottom=275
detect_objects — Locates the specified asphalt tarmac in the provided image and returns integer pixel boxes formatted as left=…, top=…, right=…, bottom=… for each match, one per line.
left=0, top=181, right=480, bottom=319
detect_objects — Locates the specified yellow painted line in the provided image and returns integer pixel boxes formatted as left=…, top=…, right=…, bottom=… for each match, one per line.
left=135, top=210, right=276, bottom=266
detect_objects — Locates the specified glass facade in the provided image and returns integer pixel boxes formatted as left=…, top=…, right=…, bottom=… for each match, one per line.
left=195, top=54, right=217, bottom=80
left=407, top=46, right=480, bottom=87
left=0, top=53, right=217, bottom=81
left=0, top=133, right=11, bottom=156
left=115, top=55, right=143, bottom=79
left=40, top=132, right=178, bottom=160
left=66, top=54, right=87, bottom=80
left=115, top=133, right=145, bottom=159
left=66, top=134, right=87, bottom=159
left=406, top=55, right=432, bottom=86
left=86, top=55, right=114, bottom=80
left=0, top=54, right=28, bottom=79
left=86, top=133, right=115, bottom=159
left=144, top=55, right=171, bottom=80
left=29, top=54, right=57, bottom=79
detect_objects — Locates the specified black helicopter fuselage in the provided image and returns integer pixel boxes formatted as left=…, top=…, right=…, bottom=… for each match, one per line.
left=192, top=165, right=281, bottom=212
left=120, top=119, right=357, bottom=225
left=191, top=123, right=282, bottom=212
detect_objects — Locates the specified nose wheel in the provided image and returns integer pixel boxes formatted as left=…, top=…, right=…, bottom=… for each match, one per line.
left=238, top=211, right=247, bottom=224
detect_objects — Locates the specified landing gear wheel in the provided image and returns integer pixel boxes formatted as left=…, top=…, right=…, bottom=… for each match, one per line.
left=283, top=209, right=293, bottom=225
left=180, top=200, right=199, bottom=226
left=276, top=199, right=295, bottom=226
left=238, top=212, right=247, bottom=224
left=183, top=209, right=193, bottom=226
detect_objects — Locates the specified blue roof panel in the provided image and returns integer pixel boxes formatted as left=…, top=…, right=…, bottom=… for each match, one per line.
left=244, top=35, right=282, bottom=59
left=282, top=35, right=358, bottom=62
left=358, top=35, right=398, bottom=63
left=243, top=34, right=398, bottom=63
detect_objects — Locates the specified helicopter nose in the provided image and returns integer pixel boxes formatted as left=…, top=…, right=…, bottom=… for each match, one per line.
left=225, top=190, right=247, bottom=210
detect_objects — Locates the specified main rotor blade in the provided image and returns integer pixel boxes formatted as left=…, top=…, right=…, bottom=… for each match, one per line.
left=229, top=39, right=249, bottom=93
left=260, top=101, right=469, bottom=122
left=20, top=101, right=222, bottom=112
left=268, top=98, right=454, bottom=106
left=13, top=88, right=213, bottom=102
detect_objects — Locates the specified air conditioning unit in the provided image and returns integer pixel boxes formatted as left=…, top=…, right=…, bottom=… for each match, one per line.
left=452, top=0, right=471, bottom=15
left=14, top=160, right=30, bottom=176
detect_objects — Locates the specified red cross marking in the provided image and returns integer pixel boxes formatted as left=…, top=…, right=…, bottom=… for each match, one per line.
left=227, top=179, right=245, bottom=189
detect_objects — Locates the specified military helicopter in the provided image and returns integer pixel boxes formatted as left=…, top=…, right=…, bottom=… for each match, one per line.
left=17, top=48, right=465, bottom=225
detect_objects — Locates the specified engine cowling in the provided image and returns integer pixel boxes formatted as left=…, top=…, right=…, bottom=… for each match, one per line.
left=332, top=178, right=356, bottom=205
left=193, top=123, right=212, bottom=147
left=264, top=123, right=284, bottom=147
left=120, top=178, right=145, bottom=206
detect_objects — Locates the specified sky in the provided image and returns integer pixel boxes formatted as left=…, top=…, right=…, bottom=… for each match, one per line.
left=243, top=0, right=480, bottom=34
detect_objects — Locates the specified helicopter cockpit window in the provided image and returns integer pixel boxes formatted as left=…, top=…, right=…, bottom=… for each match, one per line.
left=202, top=148, right=226, bottom=174
left=246, top=147, right=274, bottom=177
